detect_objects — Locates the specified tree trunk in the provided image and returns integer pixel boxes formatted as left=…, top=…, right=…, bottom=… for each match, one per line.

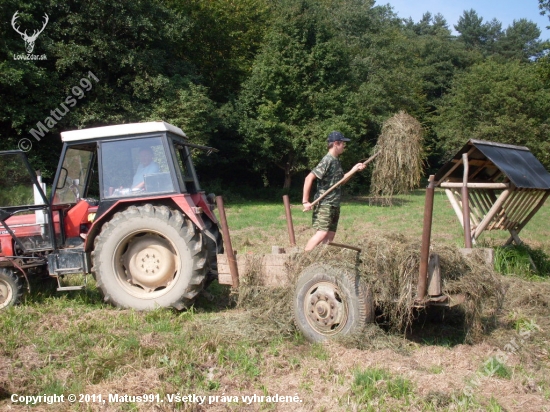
left=276, top=152, right=295, bottom=189
left=283, top=168, right=292, bottom=189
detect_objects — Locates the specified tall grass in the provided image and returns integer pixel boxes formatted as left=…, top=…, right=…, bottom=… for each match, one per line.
left=494, top=244, right=550, bottom=279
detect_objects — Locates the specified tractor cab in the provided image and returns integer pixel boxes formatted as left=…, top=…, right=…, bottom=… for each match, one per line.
left=46, top=122, right=219, bottom=245
left=55, top=121, right=211, bottom=219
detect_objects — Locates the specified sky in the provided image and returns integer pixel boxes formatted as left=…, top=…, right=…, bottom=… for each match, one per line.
left=384, top=0, right=550, bottom=38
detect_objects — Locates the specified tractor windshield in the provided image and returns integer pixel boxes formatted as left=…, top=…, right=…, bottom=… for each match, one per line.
left=54, top=148, right=94, bottom=205
left=101, top=137, right=175, bottom=198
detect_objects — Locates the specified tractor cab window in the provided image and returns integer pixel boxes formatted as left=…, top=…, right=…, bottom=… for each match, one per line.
left=101, top=137, right=174, bottom=198
left=54, top=148, right=94, bottom=205
left=173, top=142, right=200, bottom=194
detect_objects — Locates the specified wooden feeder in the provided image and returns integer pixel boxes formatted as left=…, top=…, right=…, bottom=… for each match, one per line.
left=434, top=139, right=550, bottom=247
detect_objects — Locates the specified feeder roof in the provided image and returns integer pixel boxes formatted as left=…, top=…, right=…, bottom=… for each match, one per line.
left=435, top=139, right=550, bottom=190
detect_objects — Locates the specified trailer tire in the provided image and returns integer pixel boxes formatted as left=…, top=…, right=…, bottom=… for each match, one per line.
left=0, top=268, right=23, bottom=310
left=294, top=264, right=374, bottom=343
left=92, top=204, right=207, bottom=310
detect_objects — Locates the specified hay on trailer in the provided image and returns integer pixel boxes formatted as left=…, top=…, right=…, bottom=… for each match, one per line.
left=370, top=111, right=424, bottom=202
left=222, top=233, right=503, bottom=345
left=204, top=253, right=297, bottom=344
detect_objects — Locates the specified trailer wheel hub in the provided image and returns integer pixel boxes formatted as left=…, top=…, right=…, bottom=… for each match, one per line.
left=121, top=234, right=178, bottom=292
left=304, top=281, right=348, bottom=335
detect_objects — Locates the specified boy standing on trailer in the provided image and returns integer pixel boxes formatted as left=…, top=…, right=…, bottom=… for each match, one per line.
left=302, top=131, right=365, bottom=251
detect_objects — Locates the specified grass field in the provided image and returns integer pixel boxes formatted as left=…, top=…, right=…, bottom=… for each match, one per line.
left=1, top=190, right=549, bottom=411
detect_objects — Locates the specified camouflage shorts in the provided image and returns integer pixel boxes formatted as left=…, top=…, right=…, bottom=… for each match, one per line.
left=312, top=205, right=340, bottom=232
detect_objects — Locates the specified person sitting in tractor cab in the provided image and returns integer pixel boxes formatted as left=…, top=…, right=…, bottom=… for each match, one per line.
left=132, top=147, right=159, bottom=191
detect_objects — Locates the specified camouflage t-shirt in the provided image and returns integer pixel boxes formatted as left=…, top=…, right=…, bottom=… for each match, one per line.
left=311, top=153, right=344, bottom=207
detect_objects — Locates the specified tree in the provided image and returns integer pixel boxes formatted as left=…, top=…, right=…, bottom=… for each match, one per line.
left=455, top=9, right=503, bottom=54
left=0, top=0, right=216, bottom=176
left=434, top=59, right=550, bottom=167
left=496, top=19, right=548, bottom=61
left=163, top=0, right=270, bottom=102
left=236, top=0, right=362, bottom=188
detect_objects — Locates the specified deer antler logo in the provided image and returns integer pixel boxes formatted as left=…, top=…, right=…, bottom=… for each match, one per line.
left=11, top=11, right=49, bottom=54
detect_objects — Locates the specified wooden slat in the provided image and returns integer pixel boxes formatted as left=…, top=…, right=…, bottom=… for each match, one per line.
left=473, top=189, right=512, bottom=240
left=445, top=189, right=464, bottom=227
left=467, top=191, right=482, bottom=227
left=503, top=189, right=529, bottom=229
left=435, top=146, right=477, bottom=186
left=505, top=191, right=550, bottom=245
left=510, top=190, right=539, bottom=228
left=491, top=188, right=518, bottom=230
left=477, top=189, right=494, bottom=216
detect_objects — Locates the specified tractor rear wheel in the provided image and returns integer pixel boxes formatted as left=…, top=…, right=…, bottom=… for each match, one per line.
left=0, top=268, right=23, bottom=310
left=294, top=264, right=374, bottom=343
left=92, top=204, right=207, bottom=310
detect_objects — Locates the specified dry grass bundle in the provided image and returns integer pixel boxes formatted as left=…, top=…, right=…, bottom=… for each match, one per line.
left=370, top=111, right=424, bottom=200
left=206, top=253, right=297, bottom=343
left=229, top=233, right=503, bottom=345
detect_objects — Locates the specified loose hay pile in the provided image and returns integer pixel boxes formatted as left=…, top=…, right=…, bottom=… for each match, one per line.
left=370, top=111, right=424, bottom=201
left=230, top=233, right=503, bottom=346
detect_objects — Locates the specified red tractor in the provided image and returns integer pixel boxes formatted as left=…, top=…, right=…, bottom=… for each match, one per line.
left=0, top=122, right=222, bottom=310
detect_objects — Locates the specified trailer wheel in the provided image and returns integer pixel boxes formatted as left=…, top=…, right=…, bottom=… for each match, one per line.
left=294, top=264, right=374, bottom=343
left=0, top=268, right=23, bottom=310
left=92, top=204, right=207, bottom=310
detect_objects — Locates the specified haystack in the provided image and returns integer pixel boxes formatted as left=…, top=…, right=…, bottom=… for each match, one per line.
left=370, top=111, right=424, bottom=200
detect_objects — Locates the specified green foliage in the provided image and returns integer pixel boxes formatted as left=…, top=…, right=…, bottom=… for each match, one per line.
left=433, top=59, right=550, bottom=167
left=494, top=244, right=550, bottom=278
left=481, top=357, right=511, bottom=379
left=236, top=0, right=361, bottom=187
left=163, top=0, right=270, bottom=102
left=351, top=368, right=413, bottom=403
left=0, top=0, right=549, bottom=191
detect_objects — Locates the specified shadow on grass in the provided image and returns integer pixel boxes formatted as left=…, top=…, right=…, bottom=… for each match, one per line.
left=348, top=196, right=415, bottom=207
left=403, top=307, right=468, bottom=347
left=195, top=280, right=235, bottom=313
left=22, top=273, right=105, bottom=308
left=21, top=273, right=235, bottom=313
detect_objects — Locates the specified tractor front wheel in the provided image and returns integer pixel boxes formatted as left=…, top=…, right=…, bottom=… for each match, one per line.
left=0, top=268, right=23, bottom=310
left=92, top=204, right=207, bottom=310
left=294, top=264, right=374, bottom=342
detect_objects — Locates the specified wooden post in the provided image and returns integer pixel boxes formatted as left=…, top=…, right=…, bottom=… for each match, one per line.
left=462, top=153, right=472, bottom=248
left=417, top=175, right=435, bottom=301
left=215, top=196, right=239, bottom=288
left=282, top=195, right=296, bottom=247
left=427, top=254, right=442, bottom=296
